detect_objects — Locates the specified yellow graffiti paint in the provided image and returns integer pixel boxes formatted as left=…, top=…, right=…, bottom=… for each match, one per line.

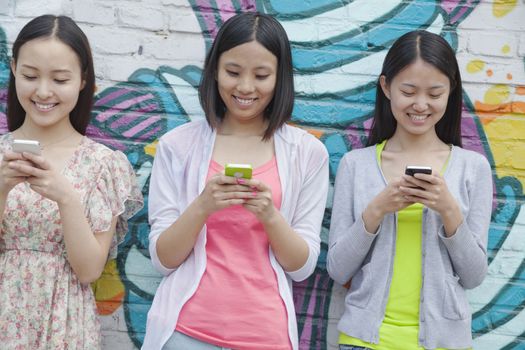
left=493, top=0, right=517, bottom=17
left=484, top=84, right=511, bottom=105
left=91, top=259, right=126, bottom=315
left=501, top=44, right=511, bottom=54
left=466, top=60, right=485, bottom=74
left=485, top=117, right=525, bottom=185
left=145, top=140, right=159, bottom=157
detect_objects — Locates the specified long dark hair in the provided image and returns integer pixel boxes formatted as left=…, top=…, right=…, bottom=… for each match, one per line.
left=199, top=12, right=294, bottom=140
left=367, top=30, right=463, bottom=147
left=7, top=15, right=95, bottom=134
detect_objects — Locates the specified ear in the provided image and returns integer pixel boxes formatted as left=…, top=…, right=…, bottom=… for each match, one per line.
left=379, top=75, right=391, bottom=100
left=80, top=72, right=87, bottom=91
left=10, top=59, right=16, bottom=76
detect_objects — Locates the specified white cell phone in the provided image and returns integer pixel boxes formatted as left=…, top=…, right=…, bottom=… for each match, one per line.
left=12, top=139, right=42, bottom=155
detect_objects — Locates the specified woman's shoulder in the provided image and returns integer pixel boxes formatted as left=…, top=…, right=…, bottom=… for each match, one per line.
left=158, top=120, right=210, bottom=147
left=83, top=137, right=115, bottom=158
left=278, top=124, right=327, bottom=155
left=452, top=146, right=490, bottom=168
left=341, top=144, right=376, bottom=164
left=81, top=137, right=130, bottom=167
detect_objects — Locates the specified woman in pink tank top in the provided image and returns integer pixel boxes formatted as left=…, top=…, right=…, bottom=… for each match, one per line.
left=143, top=12, right=329, bottom=350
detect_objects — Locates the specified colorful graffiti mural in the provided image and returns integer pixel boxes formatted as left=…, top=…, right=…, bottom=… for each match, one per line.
left=0, top=0, right=524, bottom=349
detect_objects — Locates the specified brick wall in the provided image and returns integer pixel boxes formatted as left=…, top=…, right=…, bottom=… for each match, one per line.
left=0, top=1, right=524, bottom=349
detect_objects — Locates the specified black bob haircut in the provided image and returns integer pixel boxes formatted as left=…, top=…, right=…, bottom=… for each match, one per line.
left=199, top=12, right=294, bottom=140
left=367, top=30, right=463, bottom=147
left=7, top=15, right=95, bottom=134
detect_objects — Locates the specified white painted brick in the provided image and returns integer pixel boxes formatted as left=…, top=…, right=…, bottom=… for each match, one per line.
left=117, top=5, right=165, bottom=31
left=0, top=20, right=24, bottom=46
left=72, top=0, right=116, bottom=26
left=467, top=31, right=519, bottom=58
left=161, top=0, right=188, bottom=5
left=0, top=0, right=11, bottom=16
left=167, top=5, right=202, bottom=34
left=99, top=306, right=130, bottom=333
left=458, top=53, right=522, bottom=85
left=519, top=33, right=525, bottom=57
left=142, top=32, right=204, bottom=61
left=14, top=0, right=68, bottom=17
left=101, top=330, right=138, bottom=350
left=84, top=26, right=140, bottom=55
left=101, top=55, right=164, bottom=82
left=459, top=2, right=525, bottom=31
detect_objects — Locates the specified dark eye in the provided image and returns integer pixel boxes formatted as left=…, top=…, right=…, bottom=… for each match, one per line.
left=256, top=75, right=270, bottom=80
left=226, top=70, right=239, bottom=77
left=54, top=79, right=69, bottom=84
left=430, top=94, right=442, bottom=99
left=401, top=91, right=414, bottom=96
left=22, top=75, right=36, bottom=81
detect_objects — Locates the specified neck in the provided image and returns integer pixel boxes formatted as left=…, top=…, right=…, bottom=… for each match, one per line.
left=17, top=119, right=80, bottom=148
left=387, top=128, right=447, bottom=153
left=218, top=115, right=268, bottom=137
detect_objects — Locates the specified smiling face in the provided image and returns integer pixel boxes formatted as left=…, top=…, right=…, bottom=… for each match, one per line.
left=381, top=58, right=451, bottom=139
left=216, top=40, right=278, bottom=126
left=11, top=37, right=85, bottom=131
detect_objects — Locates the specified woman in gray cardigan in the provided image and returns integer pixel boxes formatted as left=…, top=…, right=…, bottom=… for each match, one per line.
left=327, top=30, right=493, bottom=350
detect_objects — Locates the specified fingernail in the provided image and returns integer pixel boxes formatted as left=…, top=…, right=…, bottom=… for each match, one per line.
left=237, top=178, right=245, bottom=184
left=252, top=191, right=257, bottom=198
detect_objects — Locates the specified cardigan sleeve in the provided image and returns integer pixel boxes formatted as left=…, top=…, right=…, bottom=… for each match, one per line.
left=148, top=138, right=180, bottom=276
left=327, top=152, right=379, bottom=286
left=285, top=135, right=329, bottom=282
left=438, top=153, right=493, bottom=289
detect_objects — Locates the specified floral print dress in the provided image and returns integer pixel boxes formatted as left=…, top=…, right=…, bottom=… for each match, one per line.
left=0, top=134, right=143, bottom=349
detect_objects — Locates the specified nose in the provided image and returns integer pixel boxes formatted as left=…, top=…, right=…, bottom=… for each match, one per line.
left=35, top=80, right=53, bottom=100
left=236, top=76, right=255, bottom=94
left=412, top=96, right=428, bottom=112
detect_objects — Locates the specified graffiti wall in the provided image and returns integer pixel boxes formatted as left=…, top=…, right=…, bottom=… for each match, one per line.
left=0, top=0, right=524, bottom=349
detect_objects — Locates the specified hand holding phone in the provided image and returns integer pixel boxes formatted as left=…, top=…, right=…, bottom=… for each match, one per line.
left=12, top=139, right=42, bottom=156
left=405, top=165, right=432, bottom=176
left=224, top=163, right=252, bottom=179
left=405, top=165, right=432, bottom=190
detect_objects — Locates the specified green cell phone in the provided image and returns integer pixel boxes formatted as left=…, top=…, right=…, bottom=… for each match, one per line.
left=224, top=163, right=253, bottom=179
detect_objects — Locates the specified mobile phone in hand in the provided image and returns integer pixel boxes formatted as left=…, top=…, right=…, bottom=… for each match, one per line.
left=225, top=163, right=252, bottom=179
left=405, top=166, right=432, bottom=176
left=12, top=139, right=42, bottom=156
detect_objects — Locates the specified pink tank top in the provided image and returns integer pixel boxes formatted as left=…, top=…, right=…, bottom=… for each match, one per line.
left=176, top=157, right=291, bottom=350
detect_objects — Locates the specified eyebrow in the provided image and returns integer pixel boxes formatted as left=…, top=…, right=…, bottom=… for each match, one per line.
left=20, top=64, right=73, bottom=73
left=224, top=62, right=273, bottom=70
left=401, top=83, right=446, bottom=90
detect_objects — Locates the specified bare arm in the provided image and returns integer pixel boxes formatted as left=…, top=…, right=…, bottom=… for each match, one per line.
left=58, top=192, right=117, bottom=283
left=0, top=151, right=31, bottom=225
left=154, top=196, right=209, bottom=269
left=9, top=152, right=116, bottom=284
left=243, top=180, right=309, bottom=271
left=154, top=174, right=252, bottom=270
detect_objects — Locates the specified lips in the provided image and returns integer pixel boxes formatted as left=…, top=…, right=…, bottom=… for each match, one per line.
left=233, top=96, right=257, bottom=105
left=33, top=101, right=58, bottom=110
left=408, top=113, right=429, bottom=121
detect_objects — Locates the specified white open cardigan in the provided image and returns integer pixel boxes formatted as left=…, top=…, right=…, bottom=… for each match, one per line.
left=142, top=120, right=329, bottom=349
